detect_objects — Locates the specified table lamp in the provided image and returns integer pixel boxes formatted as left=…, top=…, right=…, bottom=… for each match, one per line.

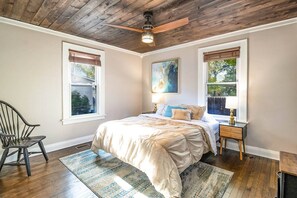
left=152, top=94, right=161, bottom=113
left=225, top=97, right=238, bottom=125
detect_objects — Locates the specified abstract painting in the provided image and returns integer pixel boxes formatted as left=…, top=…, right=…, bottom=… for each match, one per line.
left=152, top=59, right=178, bottom=93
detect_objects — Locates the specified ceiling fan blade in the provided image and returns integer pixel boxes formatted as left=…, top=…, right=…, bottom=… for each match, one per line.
left=152, top=17, right=189, bottom=34
left=105, top=24, right=144, bottom=33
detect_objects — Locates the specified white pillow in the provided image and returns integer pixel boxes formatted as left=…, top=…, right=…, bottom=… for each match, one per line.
left=202, top=112, right=217, bottom=123
left=156, top=104, right=167, bottom=115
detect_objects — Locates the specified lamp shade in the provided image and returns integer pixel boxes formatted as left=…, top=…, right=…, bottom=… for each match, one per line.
left=152, top=94, right=161, bottom=103
left=225, top=97, right=238, bottom=109
left=142, top=31, right=154, bottom=43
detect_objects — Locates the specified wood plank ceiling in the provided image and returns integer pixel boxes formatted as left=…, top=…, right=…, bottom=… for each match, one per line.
left=0, top=0, right=297, bottom=53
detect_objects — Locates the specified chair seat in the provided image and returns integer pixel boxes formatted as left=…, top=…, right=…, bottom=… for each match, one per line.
left=8, top=136, right=46, bottom=148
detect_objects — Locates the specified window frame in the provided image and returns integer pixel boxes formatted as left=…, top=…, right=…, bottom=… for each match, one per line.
left=198, top=39, right=248, bottom=122
left=62, top=42, right=105, bottom=125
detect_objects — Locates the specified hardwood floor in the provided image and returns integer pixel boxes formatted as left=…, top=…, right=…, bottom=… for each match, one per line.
left=0, top=144, right=278, bottom=198
left=201, top=150, right=278, bottom=198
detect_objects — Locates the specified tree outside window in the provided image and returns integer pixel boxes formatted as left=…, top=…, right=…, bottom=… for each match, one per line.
left=207, top=58, right=237, bottom=116
left=71, top=63, right=97, bottom=116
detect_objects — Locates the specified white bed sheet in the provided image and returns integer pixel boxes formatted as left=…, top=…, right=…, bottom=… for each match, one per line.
left=142, top=113, right=218, bottom=155
left=207, top=121, right=220, bottom=142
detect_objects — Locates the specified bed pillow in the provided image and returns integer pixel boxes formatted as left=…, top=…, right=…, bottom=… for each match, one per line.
left=156, top=104, right=167, bottom=115
left=202, top=112, right=217, bottom=123
left=180, top=104, right=206, bottom=120
left=163, top=105, right=186, bottom=117
left=172, top=109, right=191, bottom=121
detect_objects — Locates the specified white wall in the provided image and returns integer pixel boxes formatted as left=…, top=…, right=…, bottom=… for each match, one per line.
left=0, top=22, right=142, bottom=154
left=142, top=23, right=297, bottom=154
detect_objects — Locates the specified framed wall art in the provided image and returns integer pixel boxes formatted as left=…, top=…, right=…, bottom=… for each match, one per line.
left=151, top=58, right=178, bottom=93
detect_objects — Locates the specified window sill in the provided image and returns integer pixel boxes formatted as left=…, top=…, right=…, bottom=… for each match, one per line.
left=211, top=115, right=230, bottom=122
left=211, top=114, right=248, bottom=123
left=62, top=114, right=106, bottom=125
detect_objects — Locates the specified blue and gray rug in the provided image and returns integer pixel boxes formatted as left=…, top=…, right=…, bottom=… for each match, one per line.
left=60, top=149, right=233, bottom=198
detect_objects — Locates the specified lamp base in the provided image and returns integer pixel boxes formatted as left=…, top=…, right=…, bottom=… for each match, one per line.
left=229, top=109, right=235, bottom=125
left=229, top=119, right=235, bottom=125
left=153, top=103, right=157, bottom=113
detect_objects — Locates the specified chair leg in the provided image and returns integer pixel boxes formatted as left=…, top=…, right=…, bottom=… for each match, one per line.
left=23, top=148, right=31, bottom=176
left=17, top=148, right=22, bottom=163
left=0, top=148, right=9, bottom=172
left=38, top=141, right=48, bottom=162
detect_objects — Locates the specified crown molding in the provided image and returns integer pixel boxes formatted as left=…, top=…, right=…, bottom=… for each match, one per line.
left=0, top=17, right=142, bottom=57
left=142, top=17, right=297, bottom=57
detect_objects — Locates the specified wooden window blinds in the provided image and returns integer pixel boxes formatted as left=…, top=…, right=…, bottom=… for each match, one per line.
left=68, top=49, right=101, bottom=66
left=203, top=47, right=240, bottom=62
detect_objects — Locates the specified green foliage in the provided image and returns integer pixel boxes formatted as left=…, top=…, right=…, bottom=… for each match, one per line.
left=73, top=63, right=95, bottom=80
left=81, top=65, right=95, bottom=79
left=71, top=91, right=90, bottom=115
left=207, top=58, right=237, bottom=96
left=208, top=59, right=236, bottom=83
left=207, top=85, right=237, bottom=96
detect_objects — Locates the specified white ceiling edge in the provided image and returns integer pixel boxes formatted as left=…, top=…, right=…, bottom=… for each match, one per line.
left=0, top=16, right=142, bottom=57
left=1, top=16, right=297, bottom=58
left=141, top=17, right=297, bottom=57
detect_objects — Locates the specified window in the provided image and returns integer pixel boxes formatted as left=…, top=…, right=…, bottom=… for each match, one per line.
left=62, top=42, right=105, bottom=124
left=198, top=40, right=247, bottom=122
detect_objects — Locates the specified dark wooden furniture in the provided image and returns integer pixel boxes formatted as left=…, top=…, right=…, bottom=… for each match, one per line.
left=219, top=122, right=247, bottom=160
left=277, top=151, right=297, bottom=198
left=0, top=100, right=48, bottom=176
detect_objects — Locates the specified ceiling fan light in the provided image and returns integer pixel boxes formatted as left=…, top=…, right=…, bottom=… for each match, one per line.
left=142, top=32, right=154, bottom=43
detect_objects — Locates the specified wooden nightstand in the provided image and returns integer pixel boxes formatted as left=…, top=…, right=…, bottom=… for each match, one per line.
left=219, top=122, right=247, bottom=160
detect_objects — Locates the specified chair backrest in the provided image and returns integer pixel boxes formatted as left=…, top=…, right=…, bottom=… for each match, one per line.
left=0, top=100, right=36, bottom=143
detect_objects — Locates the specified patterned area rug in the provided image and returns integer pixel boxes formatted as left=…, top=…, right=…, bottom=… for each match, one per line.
left=60, top=149, right=233, bottom=198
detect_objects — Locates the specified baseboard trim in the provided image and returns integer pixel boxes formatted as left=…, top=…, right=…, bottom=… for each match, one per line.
left=217, top=141, right=280, bottom=160
left=45, top=135, right=94, bottom=153
left=2, top=135, right=94, bottom=163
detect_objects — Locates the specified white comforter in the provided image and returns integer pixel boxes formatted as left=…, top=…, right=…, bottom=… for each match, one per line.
left=91, top=114, right=217, bottom=197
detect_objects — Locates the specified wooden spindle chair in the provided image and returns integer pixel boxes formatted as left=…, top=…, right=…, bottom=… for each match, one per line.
left=0, top=100, right=48, bottom=176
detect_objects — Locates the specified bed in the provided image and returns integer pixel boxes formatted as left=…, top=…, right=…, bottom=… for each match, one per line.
left=91, top=113, right=218, bottom=198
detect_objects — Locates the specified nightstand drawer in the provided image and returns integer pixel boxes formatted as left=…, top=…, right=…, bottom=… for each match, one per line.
left=220, top=125, right=242, bottom=139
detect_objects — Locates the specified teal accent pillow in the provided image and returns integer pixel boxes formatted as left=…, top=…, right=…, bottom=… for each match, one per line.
left=163, top=106, right=187, bottom=117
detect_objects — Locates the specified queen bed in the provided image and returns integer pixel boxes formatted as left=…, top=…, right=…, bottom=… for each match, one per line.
left=91, top=111, right=218, bottom=198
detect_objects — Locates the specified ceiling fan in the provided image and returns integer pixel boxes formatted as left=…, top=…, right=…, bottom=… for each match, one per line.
left=105, top=11, right=189, bottom=46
